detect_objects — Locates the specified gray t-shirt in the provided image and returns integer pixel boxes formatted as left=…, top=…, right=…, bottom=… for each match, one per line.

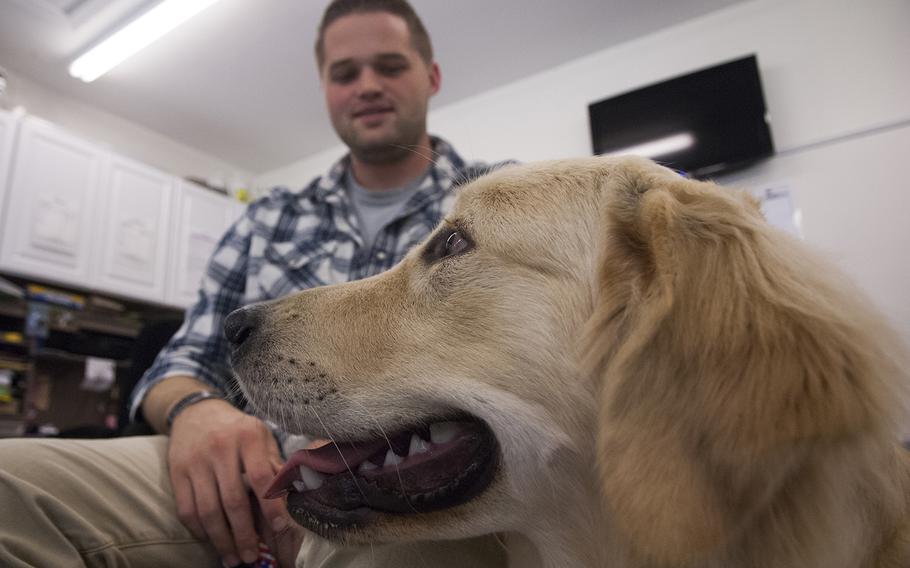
left=344, top=169, right=428, bottom=250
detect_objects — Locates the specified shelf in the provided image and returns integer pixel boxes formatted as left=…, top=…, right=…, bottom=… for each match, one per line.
left=0, top=276, right=181, bottom=437
left=77, top=313, right=141, bottom=339
left=0, top=353, right=28, bottom=372
left=34, top=348, right=130, bottom=367
left=0, top=301, right=140, bottom=338
left=0, top=338, right=27, bottom=350
left=0, top=302, right=25, bottom=319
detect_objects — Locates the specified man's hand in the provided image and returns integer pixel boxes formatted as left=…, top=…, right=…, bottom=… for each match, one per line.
left=167, top=399, right=288, bottom=567
left=255, top=494, right=307, bottom=568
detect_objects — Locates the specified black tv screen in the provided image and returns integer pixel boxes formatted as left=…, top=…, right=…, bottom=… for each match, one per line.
left=589, top=55, right=774, bottom=178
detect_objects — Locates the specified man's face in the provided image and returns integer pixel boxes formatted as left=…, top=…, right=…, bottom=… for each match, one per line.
left=320, top=12, right=440, bottom=164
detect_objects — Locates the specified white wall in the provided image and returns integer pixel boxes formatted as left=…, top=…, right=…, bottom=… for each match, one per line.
left=719, top=121, right=910, bottom=343
left=2, top=70, right=253, bottom=186
left=258, top=0, right=910, bottom=180
left=256, top=0, right=910, bottom=345
left=432, top=0, right=910, bottom=164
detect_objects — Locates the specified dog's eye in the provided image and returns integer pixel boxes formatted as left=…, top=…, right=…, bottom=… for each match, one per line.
left=444, top=231, right=471, bottom=257
left=422, top=227, right=474, bottom=263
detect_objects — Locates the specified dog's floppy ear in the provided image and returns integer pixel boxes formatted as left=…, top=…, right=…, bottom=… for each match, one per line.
left=583, top=159, right=905, bottom=565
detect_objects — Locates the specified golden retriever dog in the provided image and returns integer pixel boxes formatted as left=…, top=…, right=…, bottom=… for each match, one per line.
left=226, top=156, right=910, bottom=567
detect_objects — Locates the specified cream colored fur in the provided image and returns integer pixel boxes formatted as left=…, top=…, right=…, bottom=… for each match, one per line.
left=239, top=157, right=910, bottom=567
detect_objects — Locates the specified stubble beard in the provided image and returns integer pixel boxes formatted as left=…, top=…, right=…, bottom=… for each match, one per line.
left=340, top=113, right=428, bottom=165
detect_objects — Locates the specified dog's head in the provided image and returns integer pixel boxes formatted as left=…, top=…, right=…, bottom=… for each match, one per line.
left=228, top=157, right=907, bottom=562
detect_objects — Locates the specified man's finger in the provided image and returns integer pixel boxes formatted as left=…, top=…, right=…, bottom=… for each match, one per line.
left=213, top=456, right=261, bottom=564
left=253, top=495, right=302, bottom=568
left=171, top=473, right=206, bottom=540
left=191, top=469, right=241, bottom=566
left=241, top=432, right=288, bottom=523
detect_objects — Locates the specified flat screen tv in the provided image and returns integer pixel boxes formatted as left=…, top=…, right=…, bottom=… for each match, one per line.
left=589, top=55, right=774, bottom=178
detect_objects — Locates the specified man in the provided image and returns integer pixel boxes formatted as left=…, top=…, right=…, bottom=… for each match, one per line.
left=0, top=1, right=508, bottom=566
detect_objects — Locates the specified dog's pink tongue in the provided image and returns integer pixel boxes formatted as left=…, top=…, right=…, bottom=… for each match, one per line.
left=295, top=439, right=390, bottom=473
left=265, top=438, right=389, bottom=499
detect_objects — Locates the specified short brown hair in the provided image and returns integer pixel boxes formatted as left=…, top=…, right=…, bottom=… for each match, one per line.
left=315, top=0, right=434, bottom=69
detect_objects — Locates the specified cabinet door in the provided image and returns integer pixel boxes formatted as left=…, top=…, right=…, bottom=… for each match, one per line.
left=0, top=108, right=23, bottom=229
left=0, top=116, right=104, bottom=285
left=166, top=181, right=239, bottom=308
left=91, top=154, right=174, bottom=302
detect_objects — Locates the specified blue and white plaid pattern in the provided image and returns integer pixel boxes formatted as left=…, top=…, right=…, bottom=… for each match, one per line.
left=130, top=137, right=505, bottom=421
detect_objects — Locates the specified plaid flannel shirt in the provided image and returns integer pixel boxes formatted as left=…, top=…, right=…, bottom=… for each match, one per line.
left=130, top=137, right=506, bottom=422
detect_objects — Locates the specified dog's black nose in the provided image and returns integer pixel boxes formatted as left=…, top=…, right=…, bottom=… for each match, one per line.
left=224, top=306, right=261, bottom=348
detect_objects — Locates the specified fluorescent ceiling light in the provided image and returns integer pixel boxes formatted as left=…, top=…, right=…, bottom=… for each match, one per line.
left=69, top=0, right=222, bottom=83
left=605, top=132, right=695, bottom=160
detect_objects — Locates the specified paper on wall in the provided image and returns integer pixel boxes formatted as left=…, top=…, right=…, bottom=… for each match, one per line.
left=751, top=182, right=803, bottom=238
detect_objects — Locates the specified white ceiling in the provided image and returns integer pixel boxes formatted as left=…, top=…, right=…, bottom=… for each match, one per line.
left=0, top=0, right=749, bottom=174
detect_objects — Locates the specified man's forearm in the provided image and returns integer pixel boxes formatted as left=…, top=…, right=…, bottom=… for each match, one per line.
left=142, top=375, right=220, bottom=434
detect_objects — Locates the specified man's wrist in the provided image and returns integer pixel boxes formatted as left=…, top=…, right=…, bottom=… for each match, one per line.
left=165, top=390, right=225, bottom=432
left=142, top=375, right=222, bottom=433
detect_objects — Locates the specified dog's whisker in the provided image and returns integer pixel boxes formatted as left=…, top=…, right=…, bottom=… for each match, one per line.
left=390, top=143, right=478, bottom=189
left=390, top=143, right=441, bottom=169
left=493, top=533, right=509, bottom=556
left=337, top=393, right=420, bottom=513
left=267, top=392, right=277, bottom=433
left=291, top=411, right=307, bottom=459
left=309, top=406, right=366, bottom=500
left=223, top=375, right=242, bottom=399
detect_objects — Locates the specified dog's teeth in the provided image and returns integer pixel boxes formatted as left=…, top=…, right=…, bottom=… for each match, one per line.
left=408, top=434, right=430, bottom=456
left=429, top=422, right=459, bottom=444
left=358, top=460, right=378, bottom=473
left=283, top=434, right=314, bottom=455
left=292, top=480, right=307, bottom=492
left=298, top=465, right=325, bottom=490
left=384, top=449, right=404, bottom=466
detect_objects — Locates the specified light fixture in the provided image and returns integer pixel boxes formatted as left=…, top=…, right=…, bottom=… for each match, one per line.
left=604, top=132, right=695, bottom=160
left=69, top=0, right=222, bottom=83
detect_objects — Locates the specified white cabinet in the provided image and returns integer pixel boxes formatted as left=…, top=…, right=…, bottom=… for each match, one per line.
left=0, top=116, right=105, bottom=285
left=0, top=108, right=23, bottom=228
left=91, top=154, right=175, bottom=302
left=166, top=180, right=242, bottom=308
left=0, top=112, right=244, bottom=308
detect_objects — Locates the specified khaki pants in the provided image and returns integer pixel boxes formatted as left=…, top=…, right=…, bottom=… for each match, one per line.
left=0, top=436, right=217, bottom=567
left=0, top=436, right=506, bottom=567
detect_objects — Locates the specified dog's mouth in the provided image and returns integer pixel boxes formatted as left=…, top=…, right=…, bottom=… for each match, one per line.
left=265, top=417, right=498, bottom=536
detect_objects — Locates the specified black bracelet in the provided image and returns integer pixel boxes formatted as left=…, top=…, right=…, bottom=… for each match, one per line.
left=165, top=390, right=223, bottom=431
